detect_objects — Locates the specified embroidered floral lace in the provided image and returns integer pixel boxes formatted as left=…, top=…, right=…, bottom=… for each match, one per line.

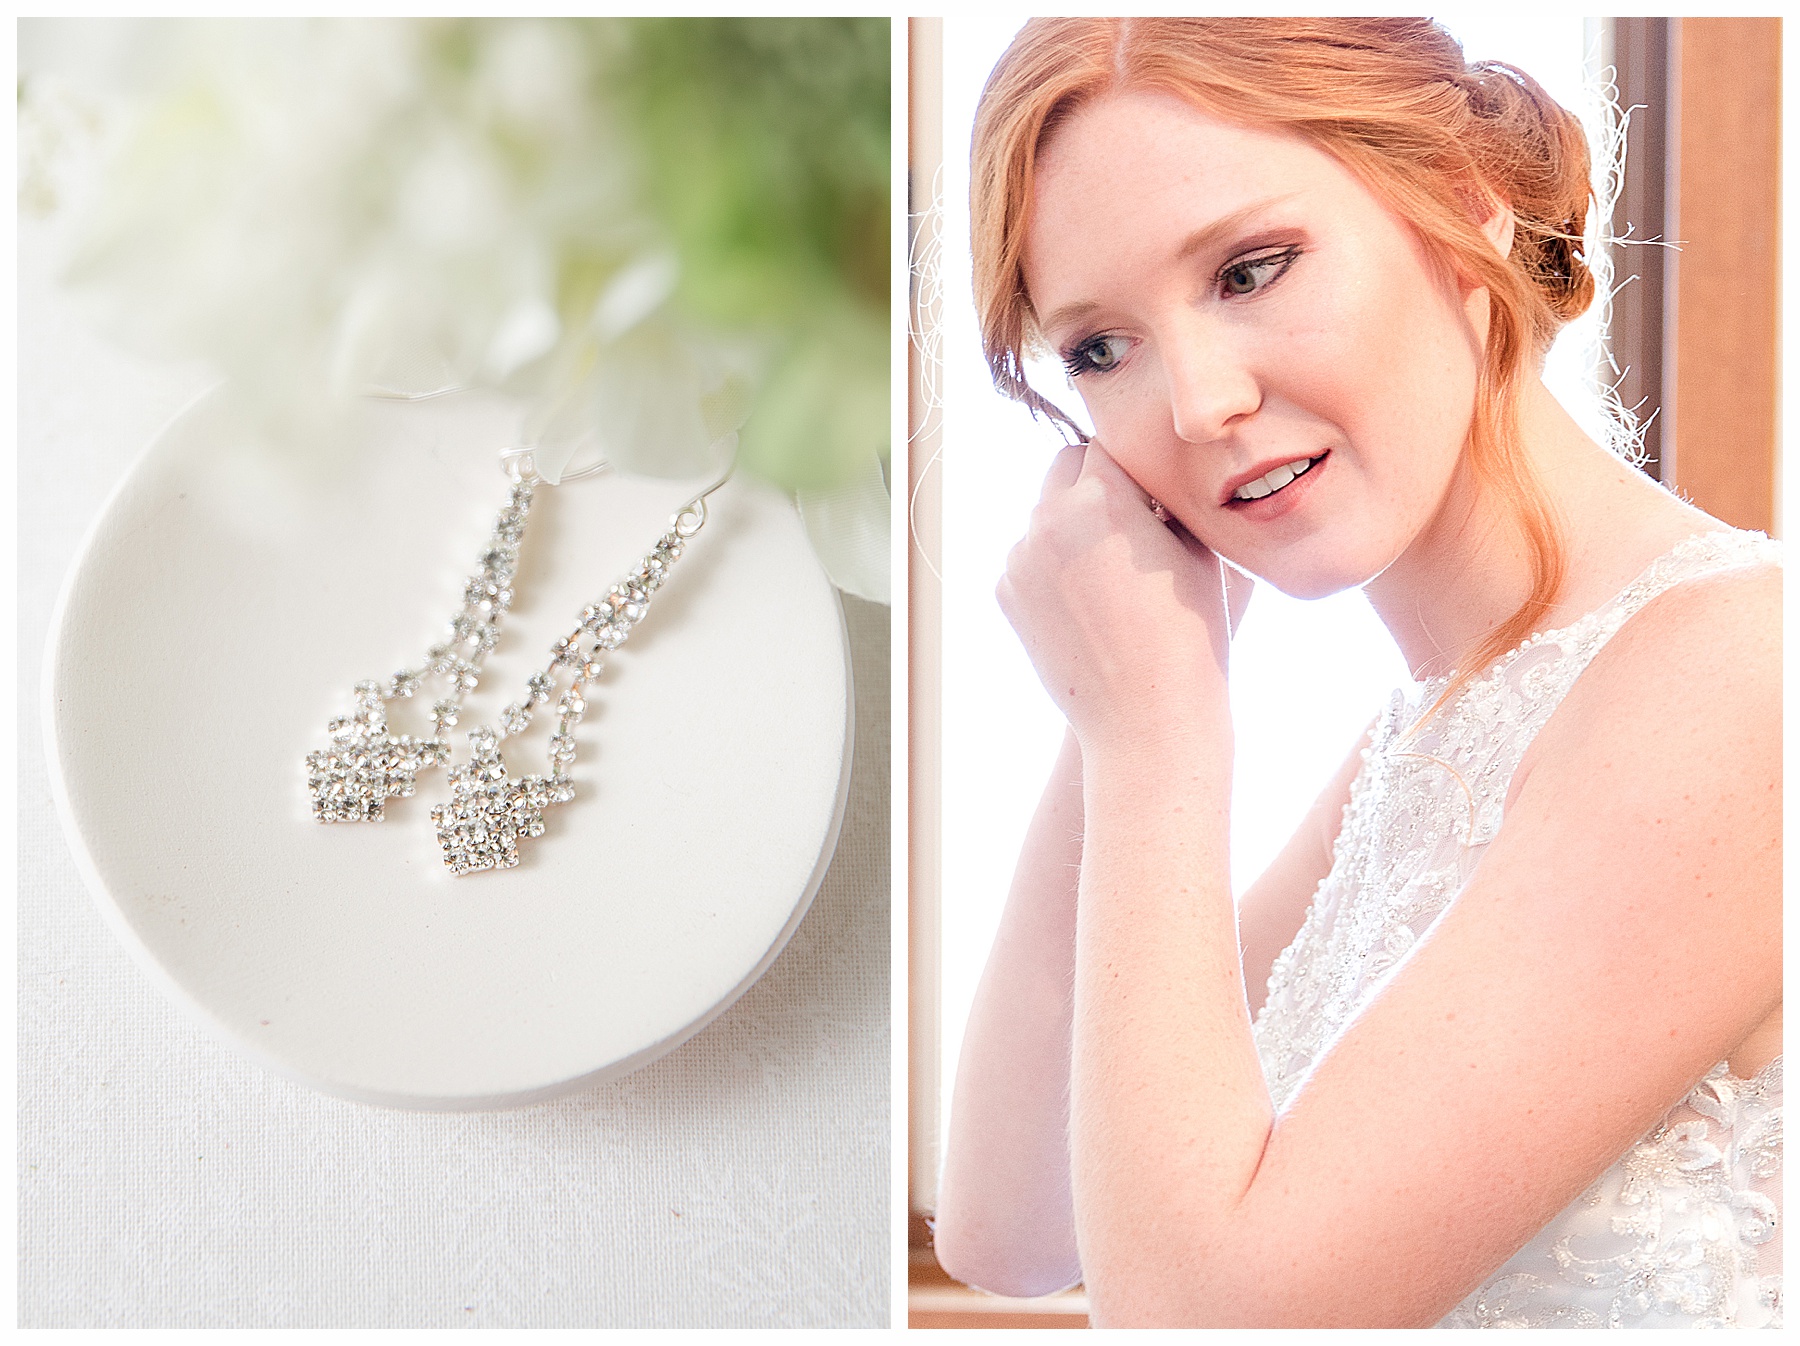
left=1251, top=530, right=1783, bottom=1329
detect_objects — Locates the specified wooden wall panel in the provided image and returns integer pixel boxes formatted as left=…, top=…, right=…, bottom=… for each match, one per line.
left=1668, top=17, right=1781, bottom=534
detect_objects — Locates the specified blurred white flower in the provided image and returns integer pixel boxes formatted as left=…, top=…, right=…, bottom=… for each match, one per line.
left=30, top=20, right=711, bottom=459
left=20, top=16, right=889, bottom=598
left=798, top=451, right=891, bottom=605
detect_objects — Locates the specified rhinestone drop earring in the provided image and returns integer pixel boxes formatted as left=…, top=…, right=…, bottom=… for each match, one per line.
left=429, top=479, right=719, bottom=875
left=304, top=460, right=546, bottom=824
left=304, top=445, right=730, bottom=876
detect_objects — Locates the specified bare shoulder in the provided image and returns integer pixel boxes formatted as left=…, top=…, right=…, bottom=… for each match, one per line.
left=1591, top=550, right=1771, bottom=673
left=1495, top=555, right=1781, bottom=991
left=1597, top=555, right=1781, bottom=668
left=1488, top=546, right=1781, bottom=1008
left=1514, top=559, right=1780, bottom=797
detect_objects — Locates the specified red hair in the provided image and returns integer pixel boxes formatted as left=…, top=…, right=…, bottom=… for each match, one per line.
left=972, top=18, right=1597, bottom=694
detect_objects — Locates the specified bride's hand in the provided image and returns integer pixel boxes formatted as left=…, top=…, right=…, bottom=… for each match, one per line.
left=995, top=440, right=1242, bottom=755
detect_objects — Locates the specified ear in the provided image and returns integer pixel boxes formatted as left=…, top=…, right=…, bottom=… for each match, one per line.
left=1477, top=195, right=1515, bottom=259
left=1454, top=191, right=1515, bottom=337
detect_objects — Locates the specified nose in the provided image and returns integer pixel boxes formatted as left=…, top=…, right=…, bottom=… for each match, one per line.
left=1162, top=317, right=1262, bottom=444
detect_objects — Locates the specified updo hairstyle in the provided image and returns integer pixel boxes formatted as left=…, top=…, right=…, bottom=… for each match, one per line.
left=972, top=17, right=1598, bottom=686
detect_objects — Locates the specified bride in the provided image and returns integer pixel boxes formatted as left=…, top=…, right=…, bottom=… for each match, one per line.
left=933, top=18, right=1780, bottom=1329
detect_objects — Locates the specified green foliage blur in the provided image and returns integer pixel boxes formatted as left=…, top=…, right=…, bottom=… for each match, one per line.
left=33, top=16, right=891, bottom=504
left=613, top=18, right=890, bottom=491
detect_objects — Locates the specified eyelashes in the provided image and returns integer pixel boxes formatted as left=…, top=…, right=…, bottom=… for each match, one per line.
left=1218, top=245, right=1300, bottom=298
left=1063, top=333, right=1130, bottom=379
left=1059, top=245, right=1303, bottom=380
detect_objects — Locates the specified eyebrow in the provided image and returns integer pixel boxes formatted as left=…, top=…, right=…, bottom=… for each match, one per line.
left=1175, top=193, right=1302, bottom=263
left=1036, top=192, right=1304, bottom=337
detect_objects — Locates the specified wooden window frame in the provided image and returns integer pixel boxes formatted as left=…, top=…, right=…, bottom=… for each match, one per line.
left=1606, top=17, right=1781, bottom=532
left=1659, top=17, right=1782, bottom=534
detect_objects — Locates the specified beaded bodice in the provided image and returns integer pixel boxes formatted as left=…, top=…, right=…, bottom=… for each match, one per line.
left=1250, top=529, right=1783, bottom=1329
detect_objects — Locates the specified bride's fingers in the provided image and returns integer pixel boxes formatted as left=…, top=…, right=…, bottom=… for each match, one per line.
left=1164, top=516, right=1248, bottom=633
left=1074, top=438, right=1129, bottom=486
left=1167, top=514, right=1212, bottom=558
left=1040, top=443, right=1087, bottom=500
left=1078, top=441, right=1171, bottom=523
left=1168, top=519, right=1227, bottom=590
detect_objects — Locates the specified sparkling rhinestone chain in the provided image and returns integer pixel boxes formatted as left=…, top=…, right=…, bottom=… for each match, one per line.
left=429, top=512, right=701, bottom=875
left=304, top=477, right=536, bottom=823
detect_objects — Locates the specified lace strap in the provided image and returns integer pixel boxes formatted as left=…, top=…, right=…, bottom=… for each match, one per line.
left=1588, top=529, right=1780, bottom=644
left=1409, top=529, right=1781, bottom=716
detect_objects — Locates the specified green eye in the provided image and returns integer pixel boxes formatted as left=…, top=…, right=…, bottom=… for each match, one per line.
left=1223, top=263, right=1261, bottom=295
left=1087, top=336, right=1126, bottom=369
left=1218, top=247, right=1300, bottom=298
left=1064, top=334, right=1129, bottom=378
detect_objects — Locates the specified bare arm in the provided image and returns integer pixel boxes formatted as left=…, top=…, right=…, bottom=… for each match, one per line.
left=936, top=716, right=1368, bottom=1295
left=936, top=639, right=1369, bottom=1292
left=1068, top=568, right=1781, bottom=1326
left=932, top=728, right=1084, bottom=1296
left=989, top=441, right=1780, bottom=1325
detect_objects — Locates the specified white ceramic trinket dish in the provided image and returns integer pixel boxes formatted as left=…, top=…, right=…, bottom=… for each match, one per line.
left=45, top=388, right=852, bottom=1109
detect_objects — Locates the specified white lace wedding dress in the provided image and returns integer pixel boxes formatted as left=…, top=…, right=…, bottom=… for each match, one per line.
left=1251, top=529, right=1782, bottom=1328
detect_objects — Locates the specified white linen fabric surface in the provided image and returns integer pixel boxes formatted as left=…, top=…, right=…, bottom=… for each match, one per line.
left=18, top=214, right=890, bottom=1328
left=1253, top=530, right=1782, bottom=1329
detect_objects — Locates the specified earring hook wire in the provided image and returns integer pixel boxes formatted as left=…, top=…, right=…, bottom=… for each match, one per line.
left=360, top=383, right=610, bottom=486
left=672, top=444, right=739, bottom=537
left=497, top=445, right=612, bottom=485
left=362, top=380, right=730, bottom=526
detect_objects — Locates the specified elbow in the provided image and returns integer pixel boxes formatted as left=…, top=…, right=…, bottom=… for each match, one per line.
left=931, top=1213, right=1083, bottom=1301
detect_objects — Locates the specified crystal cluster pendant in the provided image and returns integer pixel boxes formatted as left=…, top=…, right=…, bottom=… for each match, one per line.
left=430, top=521, right=693, bottom=876
left=305, top=456, right=718, bottom=875
left=428, top=728, right=575, bottom=875
left=304, top=681, right=449, bottom=822
left=304, top=478, right=534, bottom=823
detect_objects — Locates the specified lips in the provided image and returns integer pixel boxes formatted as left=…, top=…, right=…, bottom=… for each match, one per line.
left=1222, top=452, right=1327, bottom=506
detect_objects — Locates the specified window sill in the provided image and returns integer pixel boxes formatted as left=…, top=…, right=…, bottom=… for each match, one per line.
left=908, top=1249, right=1090, bottom=1329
